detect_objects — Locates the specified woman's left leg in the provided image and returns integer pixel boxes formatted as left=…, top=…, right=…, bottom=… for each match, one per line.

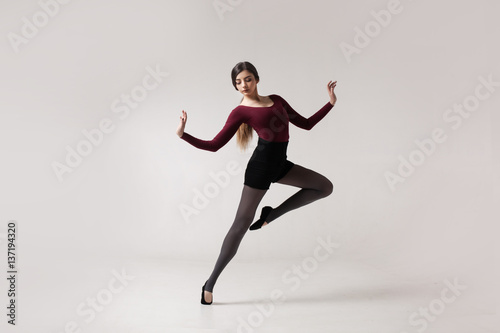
left=264, top=164, right=333, bottom=224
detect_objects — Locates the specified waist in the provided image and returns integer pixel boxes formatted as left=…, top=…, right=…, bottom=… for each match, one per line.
left=251, top=137, right=289, bottom=162
left=257, top=137, right=289, bottom=146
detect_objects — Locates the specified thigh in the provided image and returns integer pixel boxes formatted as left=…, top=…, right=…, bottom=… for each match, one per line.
left=275, top=164, right=331, bottom=190
left=230, top=185, right=268, bottom=230
left=244, top=161, right=274, bottom=190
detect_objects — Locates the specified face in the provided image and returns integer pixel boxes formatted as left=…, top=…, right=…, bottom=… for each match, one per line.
left=235, top=70, right=258, bottom=95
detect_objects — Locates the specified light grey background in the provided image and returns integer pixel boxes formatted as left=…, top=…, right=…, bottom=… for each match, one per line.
left=0, top=0, right=498, bottom=332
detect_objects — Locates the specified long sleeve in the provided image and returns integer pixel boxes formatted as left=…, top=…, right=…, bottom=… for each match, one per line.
left=279, top=95, right=333, bottom=130
left=180, top=107, right=246, bottom=152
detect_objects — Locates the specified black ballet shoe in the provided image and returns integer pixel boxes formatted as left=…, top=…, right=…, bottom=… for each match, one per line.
left=201, top=282, right=212, bottom=305
left=249, top=206, right=273, bottom=230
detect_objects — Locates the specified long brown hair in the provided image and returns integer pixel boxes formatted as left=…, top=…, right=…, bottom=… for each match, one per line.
left=231, top=61, right=259, bottom=151
left=236, top=122, right=253, bottom=151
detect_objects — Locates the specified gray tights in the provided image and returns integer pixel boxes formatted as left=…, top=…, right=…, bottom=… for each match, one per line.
left=204, top=164, right=333, bottom=292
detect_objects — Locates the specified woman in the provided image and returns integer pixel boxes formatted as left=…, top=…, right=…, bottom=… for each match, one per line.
left=176, top=61, right=337, bottom=305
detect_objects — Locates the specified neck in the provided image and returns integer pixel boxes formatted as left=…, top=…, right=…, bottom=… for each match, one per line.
left=242, top=91, right=261, bottom=103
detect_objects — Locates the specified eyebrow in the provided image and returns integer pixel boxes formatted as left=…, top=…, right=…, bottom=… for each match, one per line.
left=235, top=76, right=251, bottom=81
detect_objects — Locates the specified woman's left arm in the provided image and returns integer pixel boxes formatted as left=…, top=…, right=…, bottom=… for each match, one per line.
left=284, top=81, right=337, bottom=130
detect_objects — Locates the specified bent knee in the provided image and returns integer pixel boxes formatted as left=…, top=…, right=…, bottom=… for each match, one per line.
left=319, top=178, right=334, bottom=197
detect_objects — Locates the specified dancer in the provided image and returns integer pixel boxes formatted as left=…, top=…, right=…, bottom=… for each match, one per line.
left=176, top=61, right=337, bottom=305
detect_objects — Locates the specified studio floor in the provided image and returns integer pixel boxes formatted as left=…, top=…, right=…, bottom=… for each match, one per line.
left=9, top=251, right=498, bottom=333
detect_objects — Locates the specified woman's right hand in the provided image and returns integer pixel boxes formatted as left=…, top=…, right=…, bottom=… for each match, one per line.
left=176, top=110, right=187, bottom=137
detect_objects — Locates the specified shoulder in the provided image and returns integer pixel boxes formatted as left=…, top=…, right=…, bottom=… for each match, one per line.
left=269, top=94, right=289, bottom=107
left=270, top=94, right=287, bottom=102
left=269, top=94, right=285, bottom=104
left=229, top=104, right=250, bottom=120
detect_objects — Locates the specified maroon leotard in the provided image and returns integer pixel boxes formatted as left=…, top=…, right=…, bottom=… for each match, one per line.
left=180, top=94, right=333, bottom=152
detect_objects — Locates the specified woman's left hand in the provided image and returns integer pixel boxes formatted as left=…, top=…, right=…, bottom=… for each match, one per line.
left=327, top=80, right=337, bottom=106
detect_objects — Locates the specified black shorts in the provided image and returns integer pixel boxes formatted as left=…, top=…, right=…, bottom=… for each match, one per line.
left=244, top=137, right=295, bottom=190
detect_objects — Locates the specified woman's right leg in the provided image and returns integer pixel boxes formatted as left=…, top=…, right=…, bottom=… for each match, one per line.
left=204, top=185, right=267, bottom=299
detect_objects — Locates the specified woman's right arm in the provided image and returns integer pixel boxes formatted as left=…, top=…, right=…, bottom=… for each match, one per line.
left=177, top=107, right=245, bottom=152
